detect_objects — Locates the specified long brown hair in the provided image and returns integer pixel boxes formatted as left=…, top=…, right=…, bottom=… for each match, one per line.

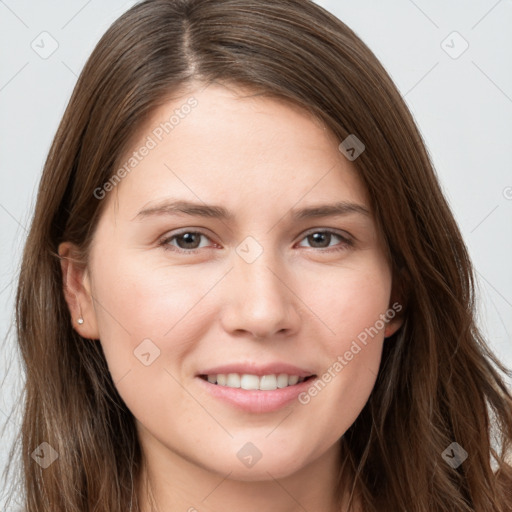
left=4, top=0, right=512, bottom=510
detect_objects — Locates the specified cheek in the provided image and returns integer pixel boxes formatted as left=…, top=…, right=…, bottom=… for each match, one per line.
left=88, top=249, right=218, bottom=382
left=294, top=258, right=391, bottom=437
left=305, top=258, right=392, bottom=351
left=88, top=255, right=209, bottom=427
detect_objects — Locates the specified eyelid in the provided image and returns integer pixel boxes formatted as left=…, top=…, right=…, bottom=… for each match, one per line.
left=298, top=227, right=353, bottom=242
left=295, top=228, right=354, bottom=252
left=158, top=228, right=217, bottom=253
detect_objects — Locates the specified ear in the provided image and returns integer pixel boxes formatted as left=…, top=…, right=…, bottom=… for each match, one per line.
left=384, top=304, right=404, bottom=338
left=58, top=241, right=100, bottom=340
left=384, top=267, right=408, bottom=338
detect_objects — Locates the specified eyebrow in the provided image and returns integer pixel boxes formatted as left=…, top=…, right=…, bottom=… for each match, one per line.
left=134, top=199, right=370, bottom=221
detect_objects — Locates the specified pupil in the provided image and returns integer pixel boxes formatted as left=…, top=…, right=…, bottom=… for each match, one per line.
left=179, top=232, right=199, bottom=248
left=310, top=232, right=329, bottom=248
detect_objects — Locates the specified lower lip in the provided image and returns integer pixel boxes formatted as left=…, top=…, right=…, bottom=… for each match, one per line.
left=196, top=376, right=317, bottom=413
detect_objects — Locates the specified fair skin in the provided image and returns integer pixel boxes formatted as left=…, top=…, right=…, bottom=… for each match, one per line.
left=59, top=83, right=402, bottom=512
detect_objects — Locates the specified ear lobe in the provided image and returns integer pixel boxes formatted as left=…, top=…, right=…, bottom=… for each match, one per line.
left=58, top=241, right=100, bottom=339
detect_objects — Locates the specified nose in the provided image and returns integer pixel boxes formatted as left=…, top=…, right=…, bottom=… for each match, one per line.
left=219, top=250, right=301, bottom=340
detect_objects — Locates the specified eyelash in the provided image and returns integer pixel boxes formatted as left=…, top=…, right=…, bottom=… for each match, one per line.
left=158, top=229, right=354, bottom=255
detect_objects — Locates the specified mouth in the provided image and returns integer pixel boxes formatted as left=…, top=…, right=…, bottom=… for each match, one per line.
left=196, top=371, right=318, bottom=413
left=198, top=373, right=317, bottom=391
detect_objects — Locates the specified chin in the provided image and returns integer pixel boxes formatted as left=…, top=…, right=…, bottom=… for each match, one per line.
left=207, top=445, right=311, bottom=482
left=218, top=460, right=303, bottom=482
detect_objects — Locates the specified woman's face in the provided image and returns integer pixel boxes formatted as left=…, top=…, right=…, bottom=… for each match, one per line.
left=66, top=83, right=402, bottom=481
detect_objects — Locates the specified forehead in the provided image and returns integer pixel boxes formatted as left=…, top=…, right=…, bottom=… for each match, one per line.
left=106, top=83, right=370, bottom=219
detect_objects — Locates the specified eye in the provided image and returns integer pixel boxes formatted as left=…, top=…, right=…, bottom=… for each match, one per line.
left=296, top=230, right=353, bottom=252
left=159, top=228, right=353, bottom=255
left=159, top=230, right=215, bottom=253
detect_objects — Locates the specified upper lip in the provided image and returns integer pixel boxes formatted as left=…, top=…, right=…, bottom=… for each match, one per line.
left=197, top=362, right=316, bottom=378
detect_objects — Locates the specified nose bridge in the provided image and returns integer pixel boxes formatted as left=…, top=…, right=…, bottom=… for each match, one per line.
left=220, top=236, right=299, bottom=337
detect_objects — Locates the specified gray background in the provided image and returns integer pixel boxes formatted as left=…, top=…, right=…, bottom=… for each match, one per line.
left=1, top=0, right=511, bottom=507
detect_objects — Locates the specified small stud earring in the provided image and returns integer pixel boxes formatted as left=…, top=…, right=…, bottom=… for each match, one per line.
left=76, top=301, right=84, bottom=325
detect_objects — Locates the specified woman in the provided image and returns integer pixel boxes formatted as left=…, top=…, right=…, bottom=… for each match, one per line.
left=6, top=0, right=512, bottom=510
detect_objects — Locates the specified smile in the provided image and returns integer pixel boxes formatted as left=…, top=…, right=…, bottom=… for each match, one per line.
left=199, top=373, right=315, bottom=391
left=196, top=373, right=318, bottom=413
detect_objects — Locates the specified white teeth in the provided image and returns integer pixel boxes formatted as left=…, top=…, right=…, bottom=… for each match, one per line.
left=288, top=375, right=299, bottom=385
left=241, top=374, right=260, bottom=390
left=276, top=373, right=289, bottom=388
left=204, top=373, right=307, bottom=390
left=226, top=373, right=241, bottom=388
left=260, top=374, right=277, bottom=390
